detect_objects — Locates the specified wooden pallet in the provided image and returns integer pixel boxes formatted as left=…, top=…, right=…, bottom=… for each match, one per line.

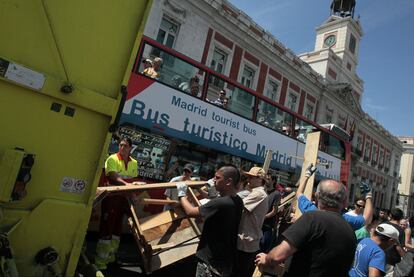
left=95, top=181, right=205, bottom=273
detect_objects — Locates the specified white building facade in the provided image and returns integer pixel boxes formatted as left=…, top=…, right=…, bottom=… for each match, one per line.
left=397, top=137, right=414, bottom=217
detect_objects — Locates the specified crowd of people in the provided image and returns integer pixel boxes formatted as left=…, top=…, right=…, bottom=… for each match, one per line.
left=94, top=137, right=414, bottom=276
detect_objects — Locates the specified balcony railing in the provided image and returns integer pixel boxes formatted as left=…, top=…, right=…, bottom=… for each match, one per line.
left=371, top=161, right=377, bottom=166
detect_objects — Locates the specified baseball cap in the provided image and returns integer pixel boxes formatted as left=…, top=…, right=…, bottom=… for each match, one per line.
left=375, top=223, right=400, bottom=241
left=243, top=167, right=266, bottom=179
left=183, top=163, right=194, bottom=173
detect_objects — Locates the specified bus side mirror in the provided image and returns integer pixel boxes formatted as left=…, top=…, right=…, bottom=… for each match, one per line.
left=0, top=148, right=35, bottom=202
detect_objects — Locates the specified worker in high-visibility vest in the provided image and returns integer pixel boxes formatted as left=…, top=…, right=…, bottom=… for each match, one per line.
left=95, top=137, right=138, bottom=270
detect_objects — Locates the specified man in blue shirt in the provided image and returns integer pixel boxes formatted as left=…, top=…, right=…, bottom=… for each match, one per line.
left=296, top=165, right=373, bottom=231
left=349, top=223, right=400, bottom=277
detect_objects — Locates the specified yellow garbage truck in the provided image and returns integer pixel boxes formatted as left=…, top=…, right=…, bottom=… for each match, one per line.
left=0, top=0, right=153, bottom=275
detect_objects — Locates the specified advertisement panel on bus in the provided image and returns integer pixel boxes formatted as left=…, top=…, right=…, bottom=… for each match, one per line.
left=120, top=75, right=341, bottom=180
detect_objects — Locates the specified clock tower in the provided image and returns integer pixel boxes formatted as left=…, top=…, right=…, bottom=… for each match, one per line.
left=299, top=0, right=364, bottom=100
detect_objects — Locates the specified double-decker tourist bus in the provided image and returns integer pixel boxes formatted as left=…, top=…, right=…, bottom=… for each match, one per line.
left=112, top=36, right=351, bottom=189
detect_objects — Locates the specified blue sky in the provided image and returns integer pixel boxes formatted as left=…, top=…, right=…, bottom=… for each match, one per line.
left=228, top=0, right=414, bottom=136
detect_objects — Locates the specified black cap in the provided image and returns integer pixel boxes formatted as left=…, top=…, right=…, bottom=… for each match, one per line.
left=183, top=163, right=194, bottom=173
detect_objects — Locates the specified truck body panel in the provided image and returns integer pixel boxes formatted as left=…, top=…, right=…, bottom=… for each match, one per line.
left=0, top=0, right=152, bottom=275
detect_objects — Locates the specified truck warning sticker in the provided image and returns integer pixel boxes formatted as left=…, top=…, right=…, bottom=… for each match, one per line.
left=4, top=61, right=45, bottom=90
left=60, top=177, right=87, bottom=194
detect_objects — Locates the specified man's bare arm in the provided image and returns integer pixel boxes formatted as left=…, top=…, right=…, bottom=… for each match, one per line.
left=179, top=196, right=200, bottom=217
left=108, top=172, right=129, bottom=186
left=363, top=195, right=373, bottom=225
left=266, top=240, right=297, bottom=263
left=368, top=267, right=383, bottom=277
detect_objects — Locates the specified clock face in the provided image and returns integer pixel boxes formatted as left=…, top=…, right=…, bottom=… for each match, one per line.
left=324, top=35, right=336, bottom=47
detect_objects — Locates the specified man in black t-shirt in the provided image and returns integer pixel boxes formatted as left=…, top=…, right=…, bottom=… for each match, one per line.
left=177, top=165, right=244, bottom=277
left=255, top=179, right=357, bottom=277
left=260, top=176, right=281, bottom=253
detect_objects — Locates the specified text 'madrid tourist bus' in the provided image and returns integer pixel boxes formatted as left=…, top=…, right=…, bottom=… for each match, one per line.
left=111, top=36, right=351, bottom=188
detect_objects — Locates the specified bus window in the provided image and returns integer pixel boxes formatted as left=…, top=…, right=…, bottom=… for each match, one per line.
left=138, top=43, right=205, bottom=98
left=227, top=87, right=255, bottom=119
left=278, top=110, right=293, bottom=137
left=206, top=76, right=254, bottom=119
left=320, top=132, right=346, bottom=160
left=257, top=100, right=279, bottom=131
left=256, top=99, right=294, bottom=136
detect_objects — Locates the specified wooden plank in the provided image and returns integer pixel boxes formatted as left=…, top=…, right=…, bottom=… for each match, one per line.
left=148, top=226, right=199, bottom=250
left=262, top=150, right=273, bottom=174
left=151, top=242, right=175, bottom=251
left=140, top=209, right=187, bottom=231
left=141, top=198, right=179, bottom=205
left=149, top=237, right=199, bottom=272
left=142, top=218, right=191, bottom=242
left=278, top=197, right=295, bottom=211
left=280, top=191, right=296, bottom=205
left=187, top=187, right=201, bottom=207
left=186, top=188, right=202, bottom=236
left=294, top=131, right=320, bottom=218
left=96, top=180, right=207, bottom=194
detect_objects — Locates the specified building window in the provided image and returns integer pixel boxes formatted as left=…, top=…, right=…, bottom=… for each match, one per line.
left=337, top=114, right=346, bottom=129
left=153, top=17, right=180, bottom=66
left=304, top=103, right=314, bottom=120
left=210, top=48, right=227, bottom=88
left=235, top=65, right=256, bottom=107
left=364, top=140, right=371, bottom=159
left=325, top=106, right=333, bottom=123
left=241, top=65, right=255, bottom=89
left=379, top=149, right=384, bottom=165
left=349, top=34, right=356, bottom=54
left=265, top=80, right=280, bottom=102
left=372, top=144, right=378, bottom=163
left=210, top=48, right=227, bottom=74
left=156, top=17, right=179, bottom=48
left=356, top=135, right=363, bottom=151
left=286, top=92, right=298, bottom=112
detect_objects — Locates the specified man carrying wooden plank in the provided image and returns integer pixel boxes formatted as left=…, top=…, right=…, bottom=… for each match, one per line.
left=233, top=167, right=269, bottom=277
left=95, top=137, right=139, bottom=271
left=297, top=176, right=374, bottom=231
left=176, top=165, right=244, bottom=277
left=255, top=178, right=357, bottom=276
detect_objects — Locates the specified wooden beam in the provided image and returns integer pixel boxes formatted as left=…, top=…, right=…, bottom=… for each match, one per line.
left=186, top=187, right=202, bottom=236
left=96, top=180, right=206, bottom=194
left=140, top=210, right=187, bottom=232
left=94, top=180, right=207, bottom=206
left=262, top=150, right=273, bottom=174
left=294, top=131, right=321, bottom=218
left=149, top=237, right=199, bottom=272
left=141, top=198, right=179, bottom=205
left=143, top=218, right=192, bottom=242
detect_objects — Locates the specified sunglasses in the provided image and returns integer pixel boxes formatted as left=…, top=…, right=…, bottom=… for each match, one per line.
left=119, top=143, right=129, bottom=148
left=356, top=203, right=365, bottom=208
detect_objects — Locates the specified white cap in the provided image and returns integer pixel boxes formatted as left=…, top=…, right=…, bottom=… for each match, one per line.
left=375, top=223, right=400, bottom=241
